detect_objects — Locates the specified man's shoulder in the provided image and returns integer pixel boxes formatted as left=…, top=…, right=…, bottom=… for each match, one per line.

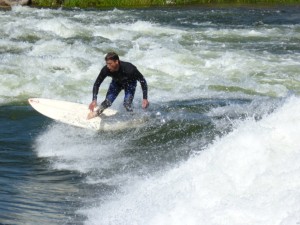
left=98, top=66, right=111, bottom=78
left=100, top=65, right=109, bottom=73
left=120, top=61, right=137, bottom=73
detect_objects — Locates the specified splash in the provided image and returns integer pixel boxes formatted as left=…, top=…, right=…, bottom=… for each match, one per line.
left=81, top=96, right=300, bottom=225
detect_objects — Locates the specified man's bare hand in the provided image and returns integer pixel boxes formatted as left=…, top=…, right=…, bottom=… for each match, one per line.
left=142, top=99, right=149, bottom=109
left=89, top=100, right=97, bottom=111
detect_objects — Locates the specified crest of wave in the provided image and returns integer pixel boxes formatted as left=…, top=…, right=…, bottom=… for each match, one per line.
left=82, top=96, right=300, bottom=225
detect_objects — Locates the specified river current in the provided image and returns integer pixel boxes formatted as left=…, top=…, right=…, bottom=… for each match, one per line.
left=1, top=5, right=300, bottom=225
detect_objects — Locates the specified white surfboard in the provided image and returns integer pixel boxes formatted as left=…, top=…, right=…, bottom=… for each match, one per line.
left=28, top=98, right=118, bottom=130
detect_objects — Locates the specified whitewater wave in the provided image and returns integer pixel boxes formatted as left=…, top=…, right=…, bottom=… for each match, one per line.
left=81, top=96, right=300, bottom=225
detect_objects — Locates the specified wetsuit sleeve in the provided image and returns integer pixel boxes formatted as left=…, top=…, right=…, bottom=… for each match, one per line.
left=92, top=68, right=107, bottom=101
left=134, top=69, right=148, bottom=100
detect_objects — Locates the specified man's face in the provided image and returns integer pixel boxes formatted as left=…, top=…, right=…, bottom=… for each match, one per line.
left=106, top=59, right=119, bottom=72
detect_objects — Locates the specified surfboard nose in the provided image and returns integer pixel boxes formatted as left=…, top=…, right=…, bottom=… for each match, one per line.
left=28, top=98, right=39, bottom=104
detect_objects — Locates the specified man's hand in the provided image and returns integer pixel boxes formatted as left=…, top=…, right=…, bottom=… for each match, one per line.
left=89, top=100, right=97, bottom=111
left=142, top=99, right=149, bottom=109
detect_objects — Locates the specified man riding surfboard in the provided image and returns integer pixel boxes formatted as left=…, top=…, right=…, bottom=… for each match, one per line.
left=88, top=52, right=149, bottom=119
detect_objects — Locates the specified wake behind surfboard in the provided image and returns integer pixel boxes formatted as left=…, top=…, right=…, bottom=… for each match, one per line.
left=28, top=98, right=118, bottom=130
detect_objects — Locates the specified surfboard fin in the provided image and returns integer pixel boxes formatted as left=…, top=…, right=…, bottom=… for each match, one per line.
left=87, top=111, right=97, bottom=120
left=87, top=106, right=104, bottom=120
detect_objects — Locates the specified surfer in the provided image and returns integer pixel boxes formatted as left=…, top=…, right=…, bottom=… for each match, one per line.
left=87, top=52, right=149, bottom=119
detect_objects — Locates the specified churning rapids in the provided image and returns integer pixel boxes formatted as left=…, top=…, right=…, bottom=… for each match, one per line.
left=1, top=5, right=300, bottom=225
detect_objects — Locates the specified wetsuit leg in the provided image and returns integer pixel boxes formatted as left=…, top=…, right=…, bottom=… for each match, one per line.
left=98, top=80, right=122, bottom=114
left=123, top=80, right=137, bottom=112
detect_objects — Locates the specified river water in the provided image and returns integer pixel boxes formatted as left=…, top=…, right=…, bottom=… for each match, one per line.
left=1, top=5, right=300, bottom=225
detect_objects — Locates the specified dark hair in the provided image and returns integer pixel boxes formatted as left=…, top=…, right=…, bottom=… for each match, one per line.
left=105, top=52, right=119, bottom=61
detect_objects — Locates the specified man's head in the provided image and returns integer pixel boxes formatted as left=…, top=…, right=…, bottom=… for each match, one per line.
left=105, top=52, right=120, bottom=72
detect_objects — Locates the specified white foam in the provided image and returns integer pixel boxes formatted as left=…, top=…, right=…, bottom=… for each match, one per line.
left=35, top=123, right=127, bottom=173
left=81, top=96, right=300, bottom=225
left=1, top=8, right=300, bottom=104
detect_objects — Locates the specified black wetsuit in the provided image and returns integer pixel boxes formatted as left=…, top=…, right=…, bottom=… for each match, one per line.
left=92, top=61, right=148, bottom=111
